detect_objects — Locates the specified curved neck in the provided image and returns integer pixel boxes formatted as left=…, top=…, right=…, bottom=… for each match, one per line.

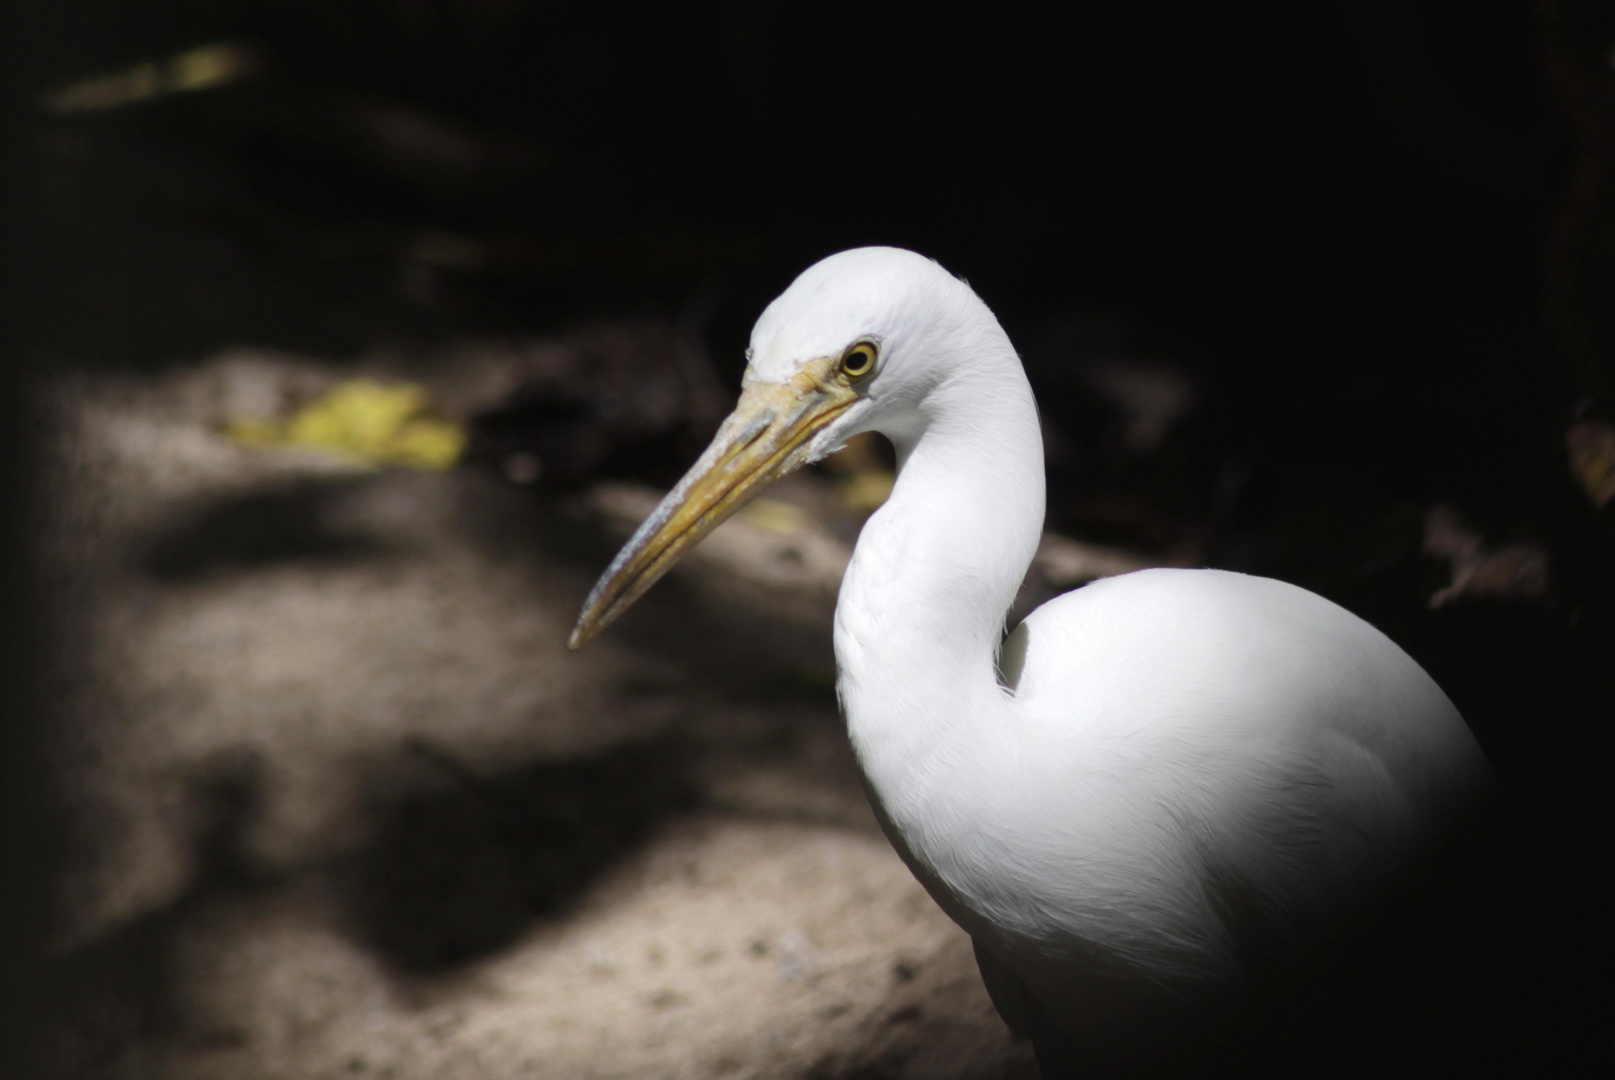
left=834, top=337, right=1044, bottom=820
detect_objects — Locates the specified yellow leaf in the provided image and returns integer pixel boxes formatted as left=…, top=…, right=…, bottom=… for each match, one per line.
left=227, top=379, right=465, bottom=470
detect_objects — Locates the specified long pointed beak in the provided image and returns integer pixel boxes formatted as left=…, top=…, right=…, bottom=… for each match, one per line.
left=568, top=356, right=857, bottom=648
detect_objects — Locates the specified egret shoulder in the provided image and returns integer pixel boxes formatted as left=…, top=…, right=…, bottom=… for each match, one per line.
left=1004, top=569, right=1484, bottom=933
left=1013, top=569, right=1476, bottom=782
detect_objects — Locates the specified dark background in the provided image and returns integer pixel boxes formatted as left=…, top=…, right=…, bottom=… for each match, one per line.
left=8, top=2, right=1613, bottom=541
left=4, top=1, right=1613, bottom=1075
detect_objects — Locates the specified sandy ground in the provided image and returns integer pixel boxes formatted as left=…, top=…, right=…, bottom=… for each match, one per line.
left=35, top=351, right=1040, bottom=1080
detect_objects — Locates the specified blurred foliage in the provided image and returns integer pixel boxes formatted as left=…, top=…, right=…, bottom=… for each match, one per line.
left=229, top=379, right=465, bottom=469
left=43, top=42, right=258, bottom=113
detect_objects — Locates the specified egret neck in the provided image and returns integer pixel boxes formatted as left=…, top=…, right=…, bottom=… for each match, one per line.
left=833, top=326, right=1045, bottom=915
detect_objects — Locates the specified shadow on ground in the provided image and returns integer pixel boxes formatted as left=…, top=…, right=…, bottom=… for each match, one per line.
left=139, top=477, right=404, bottom=580
left=347, top=736, right=696, bottom=974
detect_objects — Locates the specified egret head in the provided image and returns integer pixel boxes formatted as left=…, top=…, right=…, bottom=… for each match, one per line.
left=568, top=246, right=987, bottom=648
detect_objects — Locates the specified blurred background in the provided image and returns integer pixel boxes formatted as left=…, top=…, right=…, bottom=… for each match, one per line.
left=2, top=1, right=1612, bottom=1077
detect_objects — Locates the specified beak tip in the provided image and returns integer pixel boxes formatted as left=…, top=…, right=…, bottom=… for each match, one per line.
left=566, top=623, right=588, bottom=651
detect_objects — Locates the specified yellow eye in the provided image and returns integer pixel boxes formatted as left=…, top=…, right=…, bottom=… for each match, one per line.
left=840, top=340, right=878, bottom=380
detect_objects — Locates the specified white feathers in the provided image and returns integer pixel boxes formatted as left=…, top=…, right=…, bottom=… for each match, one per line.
left=758, top=248, right=1488, bottom=1048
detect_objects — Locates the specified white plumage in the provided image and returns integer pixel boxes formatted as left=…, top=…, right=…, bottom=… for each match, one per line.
left=572, top=247, right=1488, bottom=1072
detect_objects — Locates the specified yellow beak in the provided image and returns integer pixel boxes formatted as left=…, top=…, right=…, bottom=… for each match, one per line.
left=568, top=355, right=858, bottom=649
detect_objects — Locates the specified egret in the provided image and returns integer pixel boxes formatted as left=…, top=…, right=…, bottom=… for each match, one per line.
left=569, top=247, right=1488, bottom=1074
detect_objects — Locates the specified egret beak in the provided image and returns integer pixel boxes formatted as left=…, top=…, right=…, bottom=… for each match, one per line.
left=568, top=355, right=857, bottom=649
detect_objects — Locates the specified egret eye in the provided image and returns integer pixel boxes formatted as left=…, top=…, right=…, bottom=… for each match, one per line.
left=840, top=340, right=878, bottom=381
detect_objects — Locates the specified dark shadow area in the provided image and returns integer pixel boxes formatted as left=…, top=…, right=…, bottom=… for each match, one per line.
left=0, top=239, right=56, bottom=1079
left=345, top=736, right=695, bottom=975
left=457, top=313, right=731, bottom=493
left=1207, top=805, right=1576, bottom=1078
left=37, top=752, right=273, bottom=1078
left=467, top=388, right=709, bottom=492
left=138, top=476, right=400, bottom=579
left=963, top=802, right=1585, bottom=1080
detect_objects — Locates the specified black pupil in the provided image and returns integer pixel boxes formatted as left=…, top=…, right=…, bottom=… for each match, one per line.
left=848, top=349, right=870, bottom=372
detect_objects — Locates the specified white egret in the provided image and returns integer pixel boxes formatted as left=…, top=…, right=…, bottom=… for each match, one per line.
left=569, top=247, right=1488, bottom=1074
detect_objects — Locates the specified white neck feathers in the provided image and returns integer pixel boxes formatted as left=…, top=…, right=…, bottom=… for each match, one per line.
left=833, top=325, right=1044, bottom=862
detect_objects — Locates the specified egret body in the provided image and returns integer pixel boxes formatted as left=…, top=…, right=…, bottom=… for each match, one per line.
left=570, top=248, right=1488, bottom=1072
